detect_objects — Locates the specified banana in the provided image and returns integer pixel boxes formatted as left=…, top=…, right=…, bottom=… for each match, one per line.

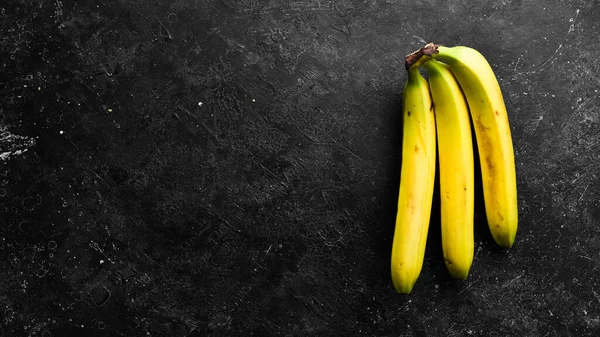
left=422, top=44, right=518, bottom=248
left=422, top=60, right=474, bottom=279
left=391, top=63, right=436, bottom=294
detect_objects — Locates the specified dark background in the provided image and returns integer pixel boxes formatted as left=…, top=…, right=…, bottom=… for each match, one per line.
left=1, top=0, right=599, bottom=336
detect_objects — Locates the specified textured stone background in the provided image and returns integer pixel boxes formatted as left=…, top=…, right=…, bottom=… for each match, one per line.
left=1, top=0, right=599, bottom=336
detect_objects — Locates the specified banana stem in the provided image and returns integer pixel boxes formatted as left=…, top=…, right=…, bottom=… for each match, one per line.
left=404, top=43, right=440, bottom=69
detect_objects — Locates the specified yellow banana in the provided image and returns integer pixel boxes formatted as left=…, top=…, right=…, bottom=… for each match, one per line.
left=391, top=63, right=436, bottom=294
left=422, top=60, right=474, bottom=279
left=423, top=44, right=518, bottom=248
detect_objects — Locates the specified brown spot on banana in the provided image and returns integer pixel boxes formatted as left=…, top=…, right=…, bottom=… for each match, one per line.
left=495, top=233, right=504, bottom=242
left=475, top=119, right=496, bottom=175
left=485, top=156, right=495, bottom=176
left=475, top=119, right=491, bottom=131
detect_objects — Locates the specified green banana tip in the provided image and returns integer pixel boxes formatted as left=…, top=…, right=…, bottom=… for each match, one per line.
left=404, top=42, right=440, bottom=69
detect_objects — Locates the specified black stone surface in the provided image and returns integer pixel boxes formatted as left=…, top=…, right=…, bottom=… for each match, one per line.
left=1, top=0, right=599, bottom=336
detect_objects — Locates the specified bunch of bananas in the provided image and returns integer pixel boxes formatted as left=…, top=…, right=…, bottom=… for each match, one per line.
left=391, top=43, right=518, bottom=294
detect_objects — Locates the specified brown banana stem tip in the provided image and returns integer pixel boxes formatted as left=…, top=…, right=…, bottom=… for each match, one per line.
left=404, top=43, right=440, bottom=69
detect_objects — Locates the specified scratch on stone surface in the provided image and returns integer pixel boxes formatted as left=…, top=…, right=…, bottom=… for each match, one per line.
left=577, top=181, right=591, bottom=204
left=521, top=9, right=580, bottom=76
left=567, top=58, right=600, bottom=93
left=0, top=126, right=36, bottom=161
left=593, top=290, right=600, bottom=303
left=142, top=251, right=162, bottom=267
left=158, top=20, right=173, bottom=40
left=255, top=158, right=288, bottom=188
left=579, top=255, right=594, bottom=262
left=247, top=0, right=335, bottom=12
left=265, top=244, right=273, bottom=256
left=54, top=0, right=64, bottom=20
left=330, top=23, right=351, bottom=37
left=524, top=114, right=544, bottom=134
left=290, top=0, right=334, bottom=11
left=538, top=168, right=557, bottom=191
left=535, top=209, right=551, bottom=224
left=572, top=95, right=597, bottom=116
left=571, top=170, right=587, bottom=185
left=501, top=273, right=524, bottom=289
left=457, top=278, right=480, bottom=295
left=411, top=34, right=427, bottom=44
left=327, top=135, right=363, bottom=162
left=403, top=23, right=427, bottom=45
left=552, top=229, right=562, bottom=244
left=370, top=36, right=403, bottom=66
left=295, top=125, right=321, bottom=144
left=530, top=43, right=563, bottom=73
left=513, top=54, right=523, bottom=72
left=567, top=9, right=580, bottom=34
left=585, top=138, right=600, bottom=151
